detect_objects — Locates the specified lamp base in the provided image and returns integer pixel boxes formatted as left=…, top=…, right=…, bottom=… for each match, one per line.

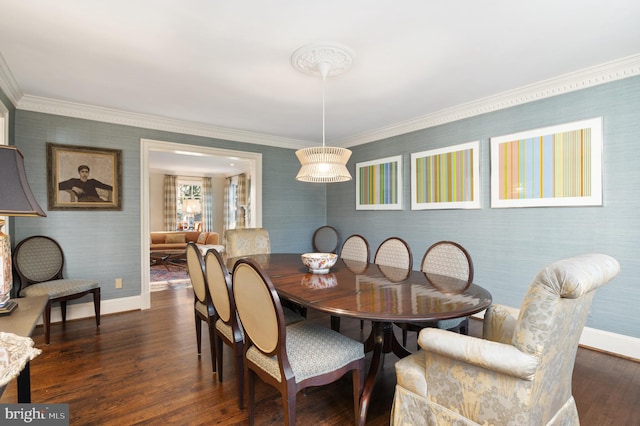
left=0, top=299, right=18, bottom=316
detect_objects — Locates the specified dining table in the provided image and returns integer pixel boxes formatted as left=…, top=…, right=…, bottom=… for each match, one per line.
left=227, top=253, right=492, bottom=425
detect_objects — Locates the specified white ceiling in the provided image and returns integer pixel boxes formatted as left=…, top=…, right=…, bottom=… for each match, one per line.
left=1, top=1, right=640, bottom=171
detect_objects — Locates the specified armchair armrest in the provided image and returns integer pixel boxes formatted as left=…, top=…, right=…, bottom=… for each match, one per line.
left=418, top=328, right=538, bottom=381
left=483, top=304, right=519, bottom=344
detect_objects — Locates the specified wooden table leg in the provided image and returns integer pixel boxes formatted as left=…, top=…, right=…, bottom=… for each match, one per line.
left=359, top=321, right=410, bottom=425
left=17, top=361, right=31, bottom=403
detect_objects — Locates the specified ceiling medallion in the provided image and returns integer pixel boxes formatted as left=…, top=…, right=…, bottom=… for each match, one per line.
left=291, top=43, right=354, bottom=78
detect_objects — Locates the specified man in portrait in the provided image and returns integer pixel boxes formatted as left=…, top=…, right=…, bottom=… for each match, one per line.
left=58, top=165, right=113, bottom=202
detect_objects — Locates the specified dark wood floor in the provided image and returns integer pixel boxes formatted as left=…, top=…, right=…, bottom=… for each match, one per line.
left=1, top=287, right=639, bottom=425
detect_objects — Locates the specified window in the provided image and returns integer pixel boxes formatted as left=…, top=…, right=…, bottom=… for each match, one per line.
left=177, top=179, right=202, bottom=230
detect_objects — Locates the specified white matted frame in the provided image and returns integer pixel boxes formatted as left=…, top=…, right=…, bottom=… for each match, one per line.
left=356, top=155, right=403, bottom=210
left=411, top=141, right=480, bottom=210
left=490, top=117, right=603, bottom=208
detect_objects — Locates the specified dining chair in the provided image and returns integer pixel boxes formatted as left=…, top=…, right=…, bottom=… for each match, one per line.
left=232, top=258, right=365, bottom=426
left=391, top=253, right=620, bottom=425
left=186, top=242, right=216, bottom=373
left=340, top=234, right=370, bottom=263
left=373, top=237, right=413, bottom=270
left=312, top=225, right=340, bottom=253
left=224, top=227, right=271, bottom=259
left=12, top=235, right=101, bottom=344
left=371, top=237, right=413, bottom=335
left=333, top=234, right=371, bottom=331
left=205, top=248, right=245, bottom=408
left=395, top=241, right=472, bottom=348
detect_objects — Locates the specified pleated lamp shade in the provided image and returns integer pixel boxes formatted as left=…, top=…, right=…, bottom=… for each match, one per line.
left=295, top=146, right=352, bottom=183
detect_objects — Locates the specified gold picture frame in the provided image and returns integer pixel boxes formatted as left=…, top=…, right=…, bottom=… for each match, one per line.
left=47, top=143, right=122, bottom=210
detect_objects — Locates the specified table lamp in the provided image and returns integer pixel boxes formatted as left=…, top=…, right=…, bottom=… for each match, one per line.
left=0, top=146, right=46, bottom=315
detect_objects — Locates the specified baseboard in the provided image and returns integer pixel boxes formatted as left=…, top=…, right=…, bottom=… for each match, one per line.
left=40, top=299, right=639, bottom=361
left=472, top=312, right=639, bottom=361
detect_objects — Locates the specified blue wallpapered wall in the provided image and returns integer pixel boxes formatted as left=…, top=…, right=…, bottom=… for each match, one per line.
left=11, top=112, right=326, bottom=301
left=327, top=75, right=640, bottom=337
left=5, top=75, right=639, bottom=338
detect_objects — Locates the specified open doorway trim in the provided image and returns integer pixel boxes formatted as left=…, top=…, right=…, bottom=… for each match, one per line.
left=140, top=138, right=263, bottom=309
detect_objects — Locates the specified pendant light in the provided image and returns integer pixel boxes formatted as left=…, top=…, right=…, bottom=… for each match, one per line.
left=292, top=43, right=353, bottom=183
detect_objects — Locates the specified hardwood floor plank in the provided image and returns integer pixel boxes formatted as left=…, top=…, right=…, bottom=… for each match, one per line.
left=1, top=287, right=638, bottom=425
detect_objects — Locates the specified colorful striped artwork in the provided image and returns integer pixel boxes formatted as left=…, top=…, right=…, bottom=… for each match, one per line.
left=411, top=141, right=480, bottom=210
left=490, top=118, right=602, bottom=208
left=356, top=155, right=403, bottom=210
left=497, top=129, right=591, bottom=200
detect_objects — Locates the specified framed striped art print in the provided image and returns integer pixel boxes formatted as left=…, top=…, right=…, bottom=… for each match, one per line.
left=356, top=155, right=403, bottom=210
left=490, top=117, right=603, bottom=208
left=411, top=141, right=480, bottom=210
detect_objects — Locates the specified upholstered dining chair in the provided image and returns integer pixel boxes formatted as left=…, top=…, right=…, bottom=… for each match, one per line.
left=204, top=248, right=244, bottom=408
left=186, top=242, right=216, bottom=373
left=340, top=234, right=370, bottom=263
left=395, top=241, right=472, bottom=348
left=391, top=253, right=620, bottom=426
left=205, top=248, right=303, bottom=409
left=312, top=225, right=340, bottom=253
left=367, top=237, right=413, bottom=332
left=224, top=227, right=270, bottom=259
left=232, top=258, right=365, bottom=426
left=12, top=235, right=101, bottom=344
left=333, top=234, right=371, bottom=331
left=374, top=237, right=413, bottom=270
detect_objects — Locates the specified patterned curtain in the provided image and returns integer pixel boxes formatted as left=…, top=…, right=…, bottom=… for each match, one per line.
left=201, top=177, right=213, bottom=232
left=223, top=177, right=231, bottom=234
left=163, top=175, right=177, bottom=231
left=236, top=173, right=247, bottom=228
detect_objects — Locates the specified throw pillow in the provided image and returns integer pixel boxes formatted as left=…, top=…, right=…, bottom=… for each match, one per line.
left=165, top=234, right=186, bottom=244
left=196, top=232, right=208, bottom=244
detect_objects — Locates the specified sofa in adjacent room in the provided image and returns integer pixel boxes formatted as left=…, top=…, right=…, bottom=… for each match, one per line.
left=150, top=231, right=220, bottom=254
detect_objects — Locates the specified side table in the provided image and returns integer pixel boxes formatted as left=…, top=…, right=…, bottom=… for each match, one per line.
left=0, top=295, right=48, bottom=402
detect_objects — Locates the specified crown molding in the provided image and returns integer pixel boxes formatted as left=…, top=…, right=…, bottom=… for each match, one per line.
left=337, top=53, right=640, bottom=147
left=16, top=95, right=311, bottom=150
left=0, top=52, right=23, bottom=106
left=5, top=54, right=640, bottom=149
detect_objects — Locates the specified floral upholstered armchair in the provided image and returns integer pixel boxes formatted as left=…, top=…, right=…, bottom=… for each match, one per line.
left=224, top=228, right=271, bottom=259
left=391, top=253, right=620, bottom=426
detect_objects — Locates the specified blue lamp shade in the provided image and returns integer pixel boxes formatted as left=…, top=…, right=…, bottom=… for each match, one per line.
left=0, top=146, right=46, bottom=217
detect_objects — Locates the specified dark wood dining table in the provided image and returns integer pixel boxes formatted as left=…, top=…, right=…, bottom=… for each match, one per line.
left=227, top=253, right=492, bottom=425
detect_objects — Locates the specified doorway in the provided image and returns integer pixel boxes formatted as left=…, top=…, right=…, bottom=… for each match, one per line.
left=140, top=138, right=262, bottom=308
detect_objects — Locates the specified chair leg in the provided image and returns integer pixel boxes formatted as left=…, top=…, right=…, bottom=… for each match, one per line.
left=60, top=300, right=67, bottom=323
left=208, top=323, right=216, bottom=373
left=195, top=315, right=202, bottom=354
left=402, top=329, right=408, bottom=347
left=93, top=288, right=101, bottom=328
left=248, top=369, right=256, bottom=426
left=214, top=335, right=223, bottom=381
left=43, top=302, right=52, bottom=345
left=234, top=343, right=244, bottom=409
left=284, top=391, right=296, bottom=426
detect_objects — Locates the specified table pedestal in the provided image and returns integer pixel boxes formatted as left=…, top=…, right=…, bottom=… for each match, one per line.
left=359, top=321, right=410, bottom=426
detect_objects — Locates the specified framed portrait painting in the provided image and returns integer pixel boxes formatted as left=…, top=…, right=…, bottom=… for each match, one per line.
left=356, top=155, right=403, bottom=210
left=411, top=141, right=480, bottom=210
left=490, top=117, right=603, bottom=208
left=47, top=143, right=122, bottom=210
